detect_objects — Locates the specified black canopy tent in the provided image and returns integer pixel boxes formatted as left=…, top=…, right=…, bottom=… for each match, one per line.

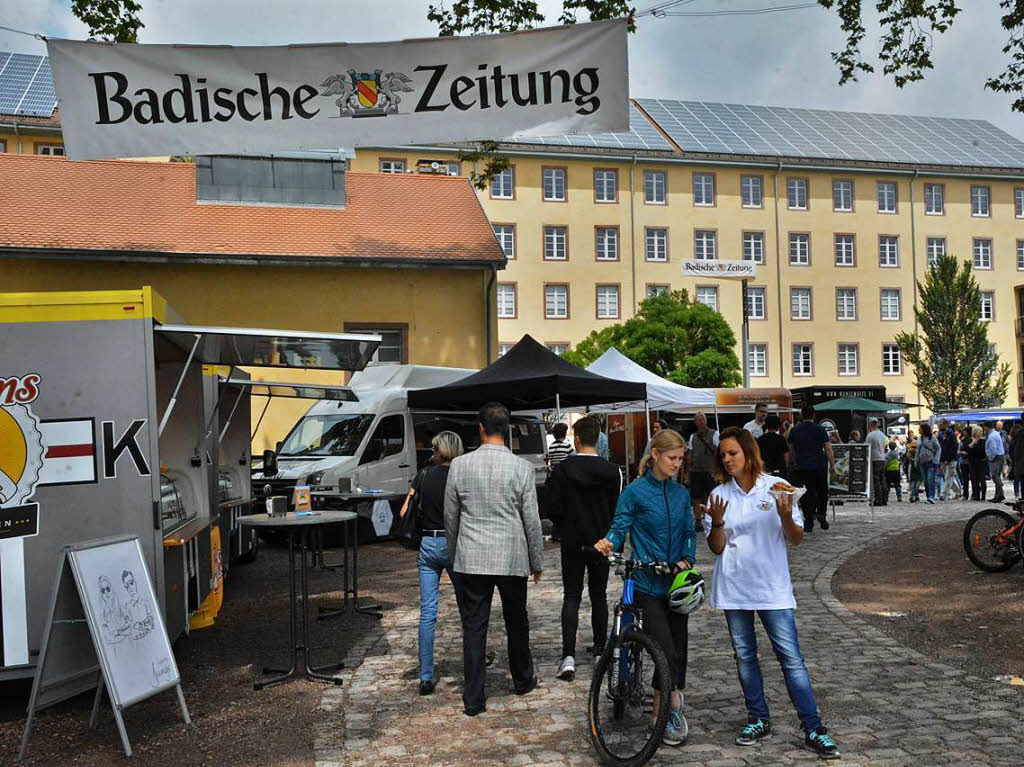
left=407, top=334, right=646, bottom=412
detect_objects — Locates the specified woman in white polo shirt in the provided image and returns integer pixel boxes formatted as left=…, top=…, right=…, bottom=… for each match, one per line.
left=701, top=426, right=840, bottom=760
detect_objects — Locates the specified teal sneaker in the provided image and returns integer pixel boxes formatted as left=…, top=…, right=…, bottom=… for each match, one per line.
left=662, top=700, right=687, bottom=746
left=735, top=719, right=771, bottom=746
left=805, top=727, right=841, bottom=759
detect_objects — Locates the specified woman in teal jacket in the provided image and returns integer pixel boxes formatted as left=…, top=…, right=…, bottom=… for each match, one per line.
left=595, top=428, right=696, bottom=747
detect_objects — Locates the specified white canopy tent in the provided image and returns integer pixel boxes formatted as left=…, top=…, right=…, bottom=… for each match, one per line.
left=585, top=348, right=716, bottom=413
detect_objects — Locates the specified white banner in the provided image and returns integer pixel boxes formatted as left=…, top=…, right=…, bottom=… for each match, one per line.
left=681, top=260, right=757, bottom=279
left=47, top=20, right=628, bottom=161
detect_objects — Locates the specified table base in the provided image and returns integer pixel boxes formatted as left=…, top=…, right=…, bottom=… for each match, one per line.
left=317, top=515, right=382, bottom=621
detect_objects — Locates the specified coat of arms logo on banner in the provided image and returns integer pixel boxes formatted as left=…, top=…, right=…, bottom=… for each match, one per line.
left=0, top=375, right=44, bottom=508
left=320, top=69, right=414, bottom=117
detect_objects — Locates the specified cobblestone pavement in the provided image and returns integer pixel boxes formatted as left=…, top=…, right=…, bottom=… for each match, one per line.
left=316, top=501, right=1024, bottom=766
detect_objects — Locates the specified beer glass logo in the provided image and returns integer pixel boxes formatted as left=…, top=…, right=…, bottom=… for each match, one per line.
left=0, top=375, right=44, bottom=507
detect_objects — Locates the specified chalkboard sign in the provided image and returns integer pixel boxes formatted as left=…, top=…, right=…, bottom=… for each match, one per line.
left=19, top=535, right=190, bottom=760
left=829, top=443, right=870, bottom=498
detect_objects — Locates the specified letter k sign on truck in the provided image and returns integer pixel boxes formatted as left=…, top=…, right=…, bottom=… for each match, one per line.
left=47, top=20, right=628, bottom=161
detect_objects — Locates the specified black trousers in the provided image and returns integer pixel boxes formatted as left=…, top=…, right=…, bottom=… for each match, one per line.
left=793, top=467, right=829, bottom=527
left=560, top=547, right=610, bottom=658
left=969, top=460, right=988, bottom=500
left=635, top=592, right=688, bottom=690
left=454, top=572, right=534, bottom=710
left=689, top=470, right=717, bottom=505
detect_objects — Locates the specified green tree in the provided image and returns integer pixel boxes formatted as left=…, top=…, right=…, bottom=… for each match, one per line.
left=894, top=254, right=1011, bottom=411
left=562, top=290, right=742, bottom=388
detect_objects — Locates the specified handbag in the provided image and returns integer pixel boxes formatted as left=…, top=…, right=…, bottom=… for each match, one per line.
left=394, top=469, right=426, bottom=550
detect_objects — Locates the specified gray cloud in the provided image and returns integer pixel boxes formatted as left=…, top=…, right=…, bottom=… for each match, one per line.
left=2, top=0, right=1022, bottom=137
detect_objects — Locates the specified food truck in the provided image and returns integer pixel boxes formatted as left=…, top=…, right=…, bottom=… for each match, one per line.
left=0, top=287, right=379, bottom=680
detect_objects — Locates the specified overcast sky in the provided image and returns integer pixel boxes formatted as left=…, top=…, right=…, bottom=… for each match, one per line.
left=3, top=0, right=1022, bottom=138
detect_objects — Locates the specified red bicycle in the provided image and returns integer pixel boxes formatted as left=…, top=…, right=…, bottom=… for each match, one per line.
left=963, top=499, right=1024, bottom=572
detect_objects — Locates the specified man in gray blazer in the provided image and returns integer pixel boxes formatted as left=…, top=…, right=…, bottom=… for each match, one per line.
left=445, top=402, right=544, bottom=716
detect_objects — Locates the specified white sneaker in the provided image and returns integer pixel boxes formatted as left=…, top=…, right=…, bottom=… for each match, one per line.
left=556, top=656, right=575, bottom=681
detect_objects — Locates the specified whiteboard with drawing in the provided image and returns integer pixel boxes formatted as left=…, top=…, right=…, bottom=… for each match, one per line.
left=69, top=537, right=179, bottom=707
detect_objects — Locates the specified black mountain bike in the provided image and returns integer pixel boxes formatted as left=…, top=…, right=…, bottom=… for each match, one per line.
left=588, top=553, right=673, bottom=767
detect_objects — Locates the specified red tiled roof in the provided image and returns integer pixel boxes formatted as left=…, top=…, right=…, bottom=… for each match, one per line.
left=0, top=154, right=504, bottom=265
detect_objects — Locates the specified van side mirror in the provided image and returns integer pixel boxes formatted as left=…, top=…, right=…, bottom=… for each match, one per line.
left=263, top=449, right=278, bottom=476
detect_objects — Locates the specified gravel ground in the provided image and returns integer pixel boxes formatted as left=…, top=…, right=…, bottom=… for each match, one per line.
left=833, top=515, right=1024, bottom=681
left=0, top=539, right=420, bottom=767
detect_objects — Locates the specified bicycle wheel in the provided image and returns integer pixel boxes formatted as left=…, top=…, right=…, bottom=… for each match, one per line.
left=588, top=629, right=672, bottom=767
left=963, top=509, right=1020, bottom=572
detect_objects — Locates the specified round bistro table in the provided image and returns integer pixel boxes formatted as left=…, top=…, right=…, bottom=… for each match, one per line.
left=238, top=510, right=357, bottom=690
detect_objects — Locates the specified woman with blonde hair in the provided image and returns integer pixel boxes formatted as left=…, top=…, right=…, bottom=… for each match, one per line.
left=701, top=427, right=839, bottom=759
left=595, top=428, right=697, bottom=747
left=399, top=430, right=464, bottom=695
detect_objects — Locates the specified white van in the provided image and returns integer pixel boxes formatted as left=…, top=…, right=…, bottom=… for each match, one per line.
left=253, top=365, right=549, bottom=504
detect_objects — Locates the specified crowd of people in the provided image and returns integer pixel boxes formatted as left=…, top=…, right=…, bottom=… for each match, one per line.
left=398, top=402, right=841, bottom=760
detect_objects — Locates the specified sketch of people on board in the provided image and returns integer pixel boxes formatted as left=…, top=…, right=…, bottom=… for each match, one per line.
left=121, top=569, right=154, bottom=640
left=98, top=575, right=130, bottom=646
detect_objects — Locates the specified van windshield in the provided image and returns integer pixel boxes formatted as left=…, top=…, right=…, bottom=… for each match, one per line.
left=279, top=414, right=375, bottom=457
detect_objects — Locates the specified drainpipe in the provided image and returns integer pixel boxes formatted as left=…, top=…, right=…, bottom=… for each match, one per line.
left=484, top=266, right=496, bottom=364
left=629, top=153, right=638, bottom=315
left=909, top=169, right=920, bottom=420
left=13, top=121, right=21, bottom=154
left=773, top=161, right=784, bottom=387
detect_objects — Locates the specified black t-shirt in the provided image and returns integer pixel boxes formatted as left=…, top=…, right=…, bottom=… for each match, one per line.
left=788, top=421, right=829, bottom=470
left=412, top=464, right=450, bottom=531
left=757, top=432, right=789, bottom=474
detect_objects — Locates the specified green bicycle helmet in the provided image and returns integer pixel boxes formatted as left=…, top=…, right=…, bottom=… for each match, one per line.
left=667, top=568, right=705, bottom=614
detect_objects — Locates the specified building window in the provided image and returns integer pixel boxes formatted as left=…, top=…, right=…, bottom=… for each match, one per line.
left=696, top=286, right=719, bottom=312
left=546, top=343, right=569, bottom=355
left=646, top=284, right=670, bottom=299
left=879, top=235, right=900, bottom=267
left=881, top=288, right=901, bottom=321
left=1017, top=240, right=1024, bottom=271
left=596, top=227, right=619, bottom=261
left=742, top=231, right=765, bottom=264
left=0, top=139, right=6, bottom=152
left=792, top=344, right=813, bottom=376
left=379, top=158, right=406, bottom=173
left=693, top=173, right=715, bottom=206
left=594, top=169, right=618, bottom=203
left=838, top=344, right=859, bottom=376
left=834, top=234, right=855, bottom=266
left=787, top=177, right=808, bottom=210
left=542, top=167, right=567, bottom=201
left=741, top=175, right=763, bottom=208
left=877, top=181, right=897, bottom=213
left=596, top=285, right=620, bottom=319
left=926, top=237, right=946, bottom=266
left=882, top=343, right=902, bottom=375
left=35, top=144, right=65, bottom=156
left=924, top=183, right=944, bottom=215
left=493, top=224, right=515, bottom=259
left=746, top=286, right=766, bottom=320
left=545, top=285, right=569, bottom=319
left=694, top=230, right=717, bottom=260
left=973, top=238, right=993, bottom=269
left=832, top=179, right=853, bottom=212
left=345, top=324, right=406, bottom=364
left=490, top=167, right=514, bottom=199
left=748, top=343, right=768, bottom=377
left=1016, top=188, right=1024, bottom=218
left=497, top=283, right=517, bottom=318
left=498, top=343, right=514, bottom=357
left=971, top=185, right=991, bottom=217
left=836, top=288, right=857, bottom=320
left=543, top=226, right=568, bottom=260
left=644, top=170, right=666, bottom=204
left=980, top=291, right=995, bottom=322
left=645, top=228, right=668, bottom=262
left=789, top=233, right=810, bottom=265
left=790, top=287, right=812, bottom=320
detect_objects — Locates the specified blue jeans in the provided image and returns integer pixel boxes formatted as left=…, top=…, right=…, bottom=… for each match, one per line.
left=724, top=609, right=822, bottom=733
left=922, top=465, right=937, bottom=501
left=418, top=535, right=452, bottom=681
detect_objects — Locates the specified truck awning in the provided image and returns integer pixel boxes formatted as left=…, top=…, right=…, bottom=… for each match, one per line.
left=155, top=325, right=380, bottom=371
left=222, top=377, right=358, bottom=402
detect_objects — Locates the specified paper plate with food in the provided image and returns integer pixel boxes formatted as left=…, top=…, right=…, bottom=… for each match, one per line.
left=768, top=481, right=807, bottom=502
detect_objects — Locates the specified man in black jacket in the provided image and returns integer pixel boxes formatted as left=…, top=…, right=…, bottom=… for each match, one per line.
left=544, top=416, right=623, bottom=681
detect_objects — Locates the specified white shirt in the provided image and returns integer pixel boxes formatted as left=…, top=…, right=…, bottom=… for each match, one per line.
left=705, top=473, right=804, bottom=611
left=743, top=419, right=765, bottom=439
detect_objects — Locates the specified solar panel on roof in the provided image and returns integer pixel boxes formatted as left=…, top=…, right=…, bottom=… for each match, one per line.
left=636, top=98, right=1024, bottom=168
left=504, top=103, right=674, bottom=151
left=0, top=51, right=57, bottom=117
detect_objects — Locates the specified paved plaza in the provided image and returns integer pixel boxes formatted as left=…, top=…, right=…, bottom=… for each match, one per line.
left=315, top=501, right=1024, bottom=767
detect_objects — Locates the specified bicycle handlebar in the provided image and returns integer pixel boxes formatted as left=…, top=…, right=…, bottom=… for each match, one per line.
left=605, top=552, right=675, bottom=575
